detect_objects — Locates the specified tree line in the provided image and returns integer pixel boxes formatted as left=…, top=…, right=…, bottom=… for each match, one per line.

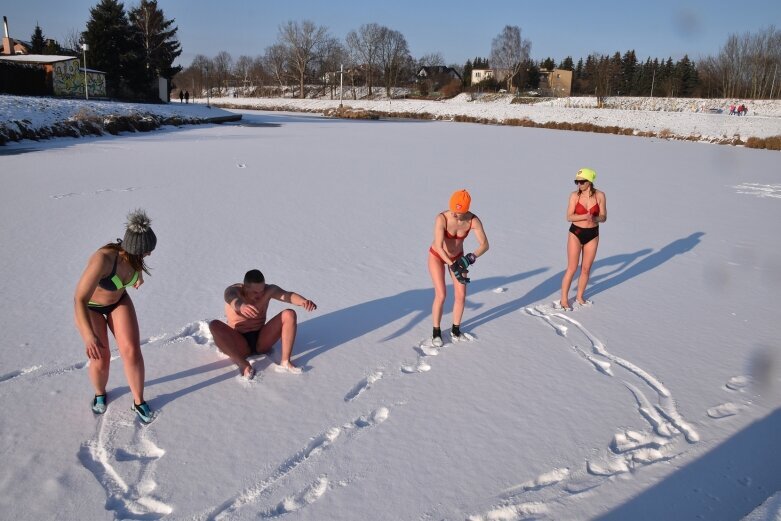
left=23, top=0, right=181, bottom=100
left=177, top=22, right=779, bottom=100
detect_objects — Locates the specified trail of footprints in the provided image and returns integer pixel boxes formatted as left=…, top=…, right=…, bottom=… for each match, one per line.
left=465, top=302, right=757, bottom=520
left=2, top=306, right=758, bottom=519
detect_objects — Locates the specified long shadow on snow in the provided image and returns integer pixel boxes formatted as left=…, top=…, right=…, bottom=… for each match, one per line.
left=596, top=407, right=781, bottom=521
left=463, top=232, right=704, bottom=330
left=103, top=357, right=272, bottom=409
left=293, top=269, right=547, bottom=365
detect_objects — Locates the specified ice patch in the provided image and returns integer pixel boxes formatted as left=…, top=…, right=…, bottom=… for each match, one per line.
left=733, top=182, right=781, bottom=199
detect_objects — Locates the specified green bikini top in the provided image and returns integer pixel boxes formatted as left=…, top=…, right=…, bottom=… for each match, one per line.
left=97, top=254, right=139, bottom=291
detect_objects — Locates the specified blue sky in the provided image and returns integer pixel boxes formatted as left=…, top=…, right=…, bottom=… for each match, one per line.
left=4, top=0, right=780, bottom=66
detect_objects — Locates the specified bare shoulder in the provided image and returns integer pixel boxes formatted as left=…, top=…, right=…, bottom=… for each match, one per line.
left=265, top=284, right=284, bottom=298
left=90, top=247, right=114, bottom=268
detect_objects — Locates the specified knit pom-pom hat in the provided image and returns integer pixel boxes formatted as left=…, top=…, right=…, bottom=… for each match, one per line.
left=122, top=209, right=157, bottom=255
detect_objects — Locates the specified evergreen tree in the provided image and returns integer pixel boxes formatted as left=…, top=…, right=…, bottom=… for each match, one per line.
left=541, top=57, right=555, bottom=70
left=675, top=55, right=698, bottom=97
left=31, top=24, right=45, bottom=54
left=42, top=39, right=62, bottom=55
left=83, top=0, right=141, bottom=98
left=559, top=56, right=574, bottom=70
left=463, top=58, right=473, bottom=87
left=128, top=0, right=182, bottom=83
left=620, top=50, right=637, bottom=95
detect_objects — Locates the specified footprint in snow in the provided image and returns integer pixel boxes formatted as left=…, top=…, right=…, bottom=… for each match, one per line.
left=344, top=370, right=383, bottom=402
left=401, top=358, right=431, bottom=374
left=726, top=375, right=751, bottom=391
left=707, top=402, right=742, bottom=418
left=236, top=163, right=246, bottom=168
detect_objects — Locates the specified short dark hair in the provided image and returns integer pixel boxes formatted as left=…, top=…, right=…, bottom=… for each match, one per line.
left=244, top=269, right=265, bottom=284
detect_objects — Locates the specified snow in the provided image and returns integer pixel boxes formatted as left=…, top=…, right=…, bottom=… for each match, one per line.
left=1, top=97, right=780, bottom=520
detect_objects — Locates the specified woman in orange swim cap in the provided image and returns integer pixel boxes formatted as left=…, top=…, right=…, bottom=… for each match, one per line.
left=427, top=189, right=489, bottom=346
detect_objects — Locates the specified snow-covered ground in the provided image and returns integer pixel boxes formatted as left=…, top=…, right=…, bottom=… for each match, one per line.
left=209, top=94, right=781, bottom=143
left=2, top=93, right=780, bottom=145
left=0, top=107, right=780, bottom=520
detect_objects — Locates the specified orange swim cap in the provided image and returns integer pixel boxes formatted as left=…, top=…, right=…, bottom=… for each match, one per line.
left=449, top=189, right=471, bottom=213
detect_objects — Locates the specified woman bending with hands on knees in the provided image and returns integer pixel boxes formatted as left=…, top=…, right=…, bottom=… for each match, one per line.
left=560, top=168, right=607, bottom=310
left=428, top=189, right=489, bottom=346
left=74, top=209, right=157, bottom=423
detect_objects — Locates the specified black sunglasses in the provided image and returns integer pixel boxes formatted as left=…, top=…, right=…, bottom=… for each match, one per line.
left=574, top=179, right=589, bottom=185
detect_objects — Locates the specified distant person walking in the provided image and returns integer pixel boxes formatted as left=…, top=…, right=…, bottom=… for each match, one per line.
left=729, top=104, right=736, bottom=115
left=428, top=189, right=489, bottom=346
left=560, top=168, right=607, bottom=310
left=179, top=90, right=184, bottom=103
left=184, top=90, right=189, bottom=104
left=74, top=210, right=157, bottom=423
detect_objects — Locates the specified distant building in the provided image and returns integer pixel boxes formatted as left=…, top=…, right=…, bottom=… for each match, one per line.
left=417, top=66, right=461, bottom=82
left=2, top=16, right=31, bottom=55
left=0, top=54, right=107, bottom=97
left=539, top=68, right=572, bottom=97
left=471, top=68, right=494, bottom=85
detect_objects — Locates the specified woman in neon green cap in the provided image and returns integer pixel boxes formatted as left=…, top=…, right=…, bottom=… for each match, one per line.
left=560, top=168, right=607, bottom=310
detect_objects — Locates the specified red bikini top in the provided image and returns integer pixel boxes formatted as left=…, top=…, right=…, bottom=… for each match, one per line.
left=442, top=213, right=475, bottom=240
left=574, top=198, right=600, bottom=216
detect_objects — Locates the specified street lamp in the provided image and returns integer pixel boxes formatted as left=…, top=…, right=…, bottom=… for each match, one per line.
left=205, top=64, right=210, bottom=108
left=81, top=43, right=89, bottom=100
left=339, top=63, right=344, bottom=108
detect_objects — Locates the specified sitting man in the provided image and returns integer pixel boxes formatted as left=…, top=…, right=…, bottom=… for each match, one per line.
left=209, top=269, right=317, bottom=377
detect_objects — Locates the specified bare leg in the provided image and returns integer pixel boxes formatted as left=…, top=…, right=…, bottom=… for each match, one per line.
left=208, top=319, right=253, bottom=376
left=450, top=268, right=468, bottom=326
left=428, top=254, right=447, bottom=328
left=576, top=237, right=599, bottom=303
left=87, top=311, right=111, bottom=396
left=108, top=296, right=145, bottom=405
left=560, top=233, right=583, bottom=308
left=256, top=309, right=298, bottom=369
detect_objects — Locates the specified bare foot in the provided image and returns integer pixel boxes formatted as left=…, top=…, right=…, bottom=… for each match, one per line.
left=557, top=300, right=572, bottom=311
left=242, top=364, right=256, bottom=379
left=576, top=297, right=592, bottom=306
left=274, top=361, right=302, bottom=375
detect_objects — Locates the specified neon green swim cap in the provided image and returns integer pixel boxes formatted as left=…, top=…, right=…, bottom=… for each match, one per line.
left=575, top=168, right=596, bottom=183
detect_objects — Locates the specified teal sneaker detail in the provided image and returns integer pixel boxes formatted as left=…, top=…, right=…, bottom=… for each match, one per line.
left=91, top=394, right=107, bottom=414
left=133, top=401, right=153, bottom=424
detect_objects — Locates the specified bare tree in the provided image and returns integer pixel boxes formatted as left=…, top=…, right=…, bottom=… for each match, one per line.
left=63, top=28, right=82, bottom=53
left=418, top=52, right=445, bottom=67
left=378, top=27, right=411, bottom=97
left=248, top=56, right=266, bottom=95
left=316, top=37, right=346, bottom=99
left=264, top=43, right=289, bottom=94
left=346, top=23, right=383, bottom=96
left=489, top=25, right=532, bottom=92
left=234, top=55, right=253, bottom=94
left=700, top=26, right=781, bottom=98
left=211, top=51, right=233, bottom=95
left=278, top=20, right=330, bottom=98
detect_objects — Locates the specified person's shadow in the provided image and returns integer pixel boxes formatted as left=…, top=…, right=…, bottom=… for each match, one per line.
left=127, top=233, right=705, bottom=408
left=464, top=232, right=704, bottom=330
left=293, top=269, right=548, bottom=365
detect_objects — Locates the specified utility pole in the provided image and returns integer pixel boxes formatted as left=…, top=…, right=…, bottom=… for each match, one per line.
left=650, top=68, right=656, bottom=98
left=81, top=43, right=89, bottom=100
left=339, top=63, right=344, bottom=108
left=205, top=64, right=210, bottom=108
